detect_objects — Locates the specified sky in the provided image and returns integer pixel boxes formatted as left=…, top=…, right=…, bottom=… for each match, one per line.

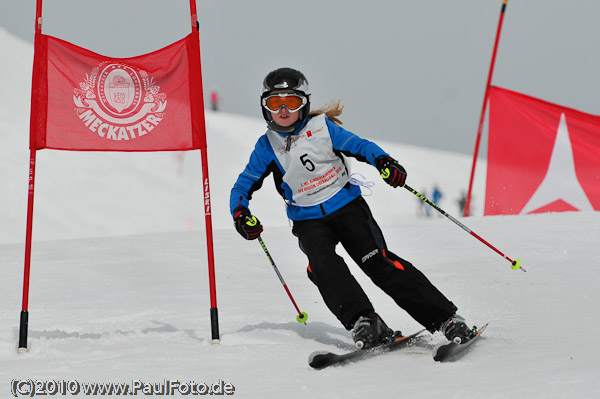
left=1, top=0, right=600, bottom=155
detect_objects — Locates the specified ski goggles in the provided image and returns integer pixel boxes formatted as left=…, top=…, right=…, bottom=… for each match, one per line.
left=262, top=93, right=307, bottom=113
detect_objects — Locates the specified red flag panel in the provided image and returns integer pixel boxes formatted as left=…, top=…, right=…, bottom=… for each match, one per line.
left=486, top=86, right=600, bottom=215
left=30, top=33, right=206, bottom=151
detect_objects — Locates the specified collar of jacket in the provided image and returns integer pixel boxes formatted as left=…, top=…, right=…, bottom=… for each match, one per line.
left=272, top=118, right=311, bottom=137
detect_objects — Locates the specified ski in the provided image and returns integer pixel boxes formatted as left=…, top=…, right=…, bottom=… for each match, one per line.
left=308, top=329, right=426, bottom=369
left=433, top=323, right=488, bottom=362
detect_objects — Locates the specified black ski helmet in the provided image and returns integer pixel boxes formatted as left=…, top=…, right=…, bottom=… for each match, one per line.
left=260, top=67, right=311, bottom=133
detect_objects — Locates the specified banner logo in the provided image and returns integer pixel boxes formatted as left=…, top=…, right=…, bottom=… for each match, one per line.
left=486, top=87, right=600, bottom=215
left=520, top=113, right=594, bottom=214
left=73, top=62, right=167, bottom=141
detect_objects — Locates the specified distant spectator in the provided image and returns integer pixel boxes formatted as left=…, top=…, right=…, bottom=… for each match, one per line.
left=417, top=188, right=429, bottom=217
left=457, top=191, right=467, bottom=216
left=432, top=185, right=443, bottom=217
left=432, top=185, right=442, bottom=204
left=173, top=152, right=185, bottom=176
left=210, top=90, right=219, bottom=111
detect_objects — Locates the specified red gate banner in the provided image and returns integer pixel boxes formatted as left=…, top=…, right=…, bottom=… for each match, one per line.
left=30, top=33, right=206, bottom=151
left=486, top=86, right=600, bottom=215
left=18, top=0, right=220, bottom=353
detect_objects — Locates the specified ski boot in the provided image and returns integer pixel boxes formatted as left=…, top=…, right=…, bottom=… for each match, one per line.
left=441, top=314, right=477, bottom=344
left=351, top=312, right=395, bottom=350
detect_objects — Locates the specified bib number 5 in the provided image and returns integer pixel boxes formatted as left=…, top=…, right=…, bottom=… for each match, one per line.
left=300, top=154, right=315, bottom=172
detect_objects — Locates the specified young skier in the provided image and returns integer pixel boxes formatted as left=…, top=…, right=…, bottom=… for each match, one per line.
left=230, top=67, right=476, bottom=349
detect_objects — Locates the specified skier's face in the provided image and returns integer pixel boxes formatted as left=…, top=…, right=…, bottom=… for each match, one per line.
left=267, top=90, right=302, bottom=127
left=270, top=104, right=300, bottom=127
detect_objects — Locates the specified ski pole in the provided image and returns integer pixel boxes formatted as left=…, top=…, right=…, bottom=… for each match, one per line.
left=404, top=184, right=525, bottom=272
left=258, top=237, right=309, bottom=323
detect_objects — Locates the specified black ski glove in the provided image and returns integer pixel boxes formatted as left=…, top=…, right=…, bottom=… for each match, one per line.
left=233, top=206, right=263, bottom=240
left=374, top=155, right=407, bottom=188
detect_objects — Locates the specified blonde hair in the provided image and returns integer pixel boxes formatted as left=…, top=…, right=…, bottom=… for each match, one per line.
left=309, top=99, right=344, bottom=126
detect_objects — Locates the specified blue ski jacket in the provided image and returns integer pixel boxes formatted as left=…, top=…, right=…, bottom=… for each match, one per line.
left=230, top=116, right=389, bottom=221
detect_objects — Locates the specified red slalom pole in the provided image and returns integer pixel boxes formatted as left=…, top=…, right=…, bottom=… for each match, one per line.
left=18, top=151, right=37, bottom=353
left=18, top=0, right=44, bottom=354
left=258, top=237, right=308, bottom=324
left=201, top=150, right=220, bottom=343
left=189, top=0, right=219, bottom=343
left=465, top=0, right=509, bottom=216
left=405, top=184, right=525, bottom=272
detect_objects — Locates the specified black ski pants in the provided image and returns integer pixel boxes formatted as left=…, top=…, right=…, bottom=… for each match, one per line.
left=292, top=196, right=457, bottom=332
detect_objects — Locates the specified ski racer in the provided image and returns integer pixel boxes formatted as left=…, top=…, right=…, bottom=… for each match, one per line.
left=230, top=67, right=476, bottom=349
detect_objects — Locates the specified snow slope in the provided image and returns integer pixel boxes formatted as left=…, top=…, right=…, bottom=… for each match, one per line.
left=1, top=213, right=599, bottom=398
left=1, top=28, right=599, bottom=399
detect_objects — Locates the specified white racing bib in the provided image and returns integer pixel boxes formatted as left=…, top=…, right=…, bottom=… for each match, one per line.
left=266, top=114, right=349, bottom=206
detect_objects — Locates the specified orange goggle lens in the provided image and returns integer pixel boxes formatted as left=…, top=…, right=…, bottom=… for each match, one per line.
left=263, top=94, right=306, bottom=113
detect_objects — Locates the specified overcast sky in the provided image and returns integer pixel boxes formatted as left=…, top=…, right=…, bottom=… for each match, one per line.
left=1, top=0, right=599, bottom=155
